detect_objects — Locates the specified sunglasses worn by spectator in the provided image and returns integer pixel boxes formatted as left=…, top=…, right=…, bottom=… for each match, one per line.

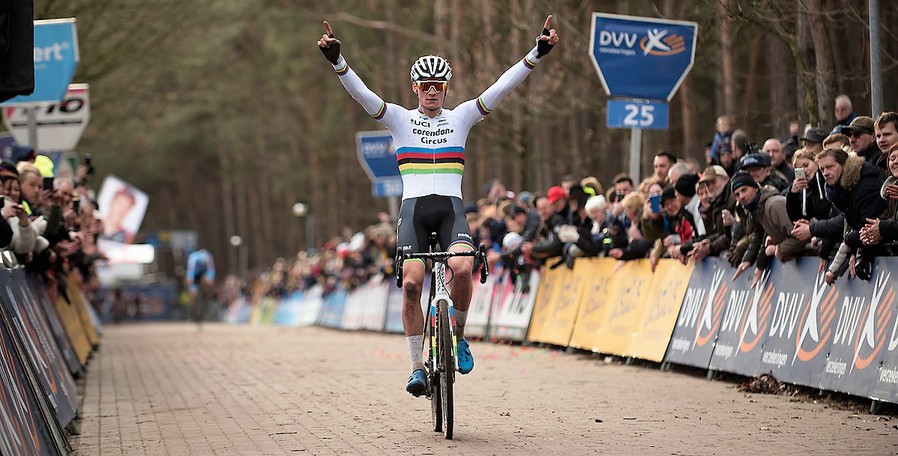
left=416, top=81, right=447, bottom=93
left=846, top=130, right=870, bottom=139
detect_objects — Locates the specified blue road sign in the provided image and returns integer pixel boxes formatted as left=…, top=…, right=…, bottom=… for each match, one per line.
left=356, top=131, right=402, bottom=198
left=589, top=13, right=697, bottom=101
left=3, top=19, right=79, bottom=105
left=606, top=99, right=669, bottom=130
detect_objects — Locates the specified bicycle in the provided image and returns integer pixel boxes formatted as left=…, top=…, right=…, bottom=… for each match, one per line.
left=190, top=280, right=212, bottom=332
left=396, top=233, right=489, bottom=440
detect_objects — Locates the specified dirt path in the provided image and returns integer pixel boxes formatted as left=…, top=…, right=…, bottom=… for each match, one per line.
left=70, top=323, right=898, bottom=455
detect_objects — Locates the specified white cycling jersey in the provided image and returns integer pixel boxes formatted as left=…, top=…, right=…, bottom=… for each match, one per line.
left=331, top=46, right=543, bottom=200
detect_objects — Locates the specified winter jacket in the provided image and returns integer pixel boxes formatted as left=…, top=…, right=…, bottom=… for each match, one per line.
left=824, top=154, right=887, bottom=231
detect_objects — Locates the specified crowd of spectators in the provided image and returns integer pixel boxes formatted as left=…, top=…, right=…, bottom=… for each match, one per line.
left=247, top=95, right=898, bottom=299
left=0, top=144, right=104, bottom=304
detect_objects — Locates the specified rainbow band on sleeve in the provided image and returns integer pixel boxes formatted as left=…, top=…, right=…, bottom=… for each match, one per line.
left=476, top=97, right=491, bottom=116
left=334, top=61, right=349, bottom=75
left=372, top=101, right=387, bottom=120
left=523, top=55, right=538, bottom=70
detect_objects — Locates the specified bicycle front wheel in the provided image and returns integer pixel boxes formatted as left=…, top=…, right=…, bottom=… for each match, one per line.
left=438, top=299, right=454, bottom=439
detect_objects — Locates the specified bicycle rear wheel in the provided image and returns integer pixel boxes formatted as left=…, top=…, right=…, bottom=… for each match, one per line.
left=438, top=299, right=454, bottom=439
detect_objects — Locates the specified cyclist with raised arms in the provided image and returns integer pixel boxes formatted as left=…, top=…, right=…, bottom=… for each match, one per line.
left=317, top=16, right=559, bottom=396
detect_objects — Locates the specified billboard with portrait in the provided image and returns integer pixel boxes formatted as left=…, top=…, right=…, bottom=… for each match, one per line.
left=96, top=175, right=149, bottom=244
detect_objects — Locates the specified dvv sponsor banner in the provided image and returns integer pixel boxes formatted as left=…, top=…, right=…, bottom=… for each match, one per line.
left=665, top=257, right=727, bottom=368
left=819, top=261, right=897, bottom=398
left=706, top=263, right=775, bottom=377
left=755, top=260, right=835, bottom=386
left=871, top=258, right=898, bottom=403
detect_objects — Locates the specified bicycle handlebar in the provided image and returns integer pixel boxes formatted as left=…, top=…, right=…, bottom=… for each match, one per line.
left=395, top=244, right=490, bottom=288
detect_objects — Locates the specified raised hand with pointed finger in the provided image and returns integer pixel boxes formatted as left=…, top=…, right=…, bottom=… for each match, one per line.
left=317, top=21, right=341, bottom=64
left=536, top=15, right=560, bottom=58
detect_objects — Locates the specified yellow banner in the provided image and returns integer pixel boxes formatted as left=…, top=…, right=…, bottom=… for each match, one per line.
left=592, top=260, right=655, bottom=356
left=628, top=259, right=693, bottom=362
left=526, top=260, right=590, bottom=346
left=54, top=293, right=91, bottom=365
left=67, top=274, right=100, bottom=347
left=569, top=258, right=616, bottom=351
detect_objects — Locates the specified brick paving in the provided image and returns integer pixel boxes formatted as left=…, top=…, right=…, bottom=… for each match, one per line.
left=70, top=323, right=898, bottom=455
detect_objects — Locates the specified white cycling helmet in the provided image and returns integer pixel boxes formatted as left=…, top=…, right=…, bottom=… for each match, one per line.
left=410, top=55, right=452, bottom=82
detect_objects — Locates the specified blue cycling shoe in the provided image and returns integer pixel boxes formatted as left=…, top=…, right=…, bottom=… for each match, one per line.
left=457, top=339, right=474, bottom=374
left=406, top=368, right=427, bottom=396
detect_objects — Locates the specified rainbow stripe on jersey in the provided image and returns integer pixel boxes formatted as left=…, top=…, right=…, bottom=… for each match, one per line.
left=397, top=146, right=465, bottom=176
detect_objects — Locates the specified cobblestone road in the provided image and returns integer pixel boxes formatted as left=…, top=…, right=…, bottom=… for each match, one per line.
left=70, top=323, right=898, bottom=455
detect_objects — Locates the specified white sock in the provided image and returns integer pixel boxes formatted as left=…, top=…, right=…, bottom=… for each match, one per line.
left=407, top=335, right=424, bottom=371
left=455, top=310, right=468, bottom=340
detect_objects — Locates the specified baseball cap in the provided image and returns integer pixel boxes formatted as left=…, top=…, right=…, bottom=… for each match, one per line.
left=801, top=128, right=827, bottom=143
left=547, top=186, right=567, bottom=203
left=699, top=165, right=728, bottom=184
left=738, top=152, right=771, bottom=170
left=840, top=116, right=875, bottom=135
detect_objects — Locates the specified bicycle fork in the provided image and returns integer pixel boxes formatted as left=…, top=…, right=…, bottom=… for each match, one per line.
left=432, top=261, right=459, bottom=373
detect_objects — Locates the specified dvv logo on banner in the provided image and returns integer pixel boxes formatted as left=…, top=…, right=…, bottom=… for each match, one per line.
left=589, top=13, right=697, bottom=101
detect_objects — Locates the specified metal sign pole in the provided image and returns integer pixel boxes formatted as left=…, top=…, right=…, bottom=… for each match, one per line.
left=26, top=107, right=38, bottom=150
left=629, top=128, right=642, bottom=182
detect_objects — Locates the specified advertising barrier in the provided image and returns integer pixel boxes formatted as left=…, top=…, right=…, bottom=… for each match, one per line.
left=628, top=260, right=692, bottom=362
left=27, top=274, right=82, bottom=375
left=665, top=257, right=728, bottom=368
left=489, top=269, right=540, bottom=341
left=0, top=267, right=94, bottom=455
left=0, top=303, right=62, bottom=456
left=568, top=259, right=616, bottom=351
left=466, top=271, right=497, bottom=338
left=0, top=269, right=78, bottom=429
left=240, top=256, right=898, bottom=405
left=527, top=261, right=588, bottom=347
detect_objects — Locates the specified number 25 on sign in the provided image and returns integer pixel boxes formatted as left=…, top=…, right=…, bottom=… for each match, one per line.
left=606, top=99, right=669, bottom=130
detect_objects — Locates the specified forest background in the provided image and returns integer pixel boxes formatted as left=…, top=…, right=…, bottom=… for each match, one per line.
left=20, top=0, right=898, bottom=275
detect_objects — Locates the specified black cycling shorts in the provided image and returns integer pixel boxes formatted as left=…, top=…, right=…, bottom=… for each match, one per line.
left=397, top=195, right=474, bottom=260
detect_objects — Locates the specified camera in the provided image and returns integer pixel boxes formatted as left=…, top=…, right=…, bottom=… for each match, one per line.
left=85, top=153, right=95, bottom=175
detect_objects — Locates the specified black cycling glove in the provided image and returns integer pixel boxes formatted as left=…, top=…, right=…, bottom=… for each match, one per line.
left=320, top=33, right=341, bottom=65
left=536, top=27, right=554, bottom=58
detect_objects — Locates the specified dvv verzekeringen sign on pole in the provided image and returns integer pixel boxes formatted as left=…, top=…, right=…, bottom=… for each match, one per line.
left=589, top=13, right=697, bottom=181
